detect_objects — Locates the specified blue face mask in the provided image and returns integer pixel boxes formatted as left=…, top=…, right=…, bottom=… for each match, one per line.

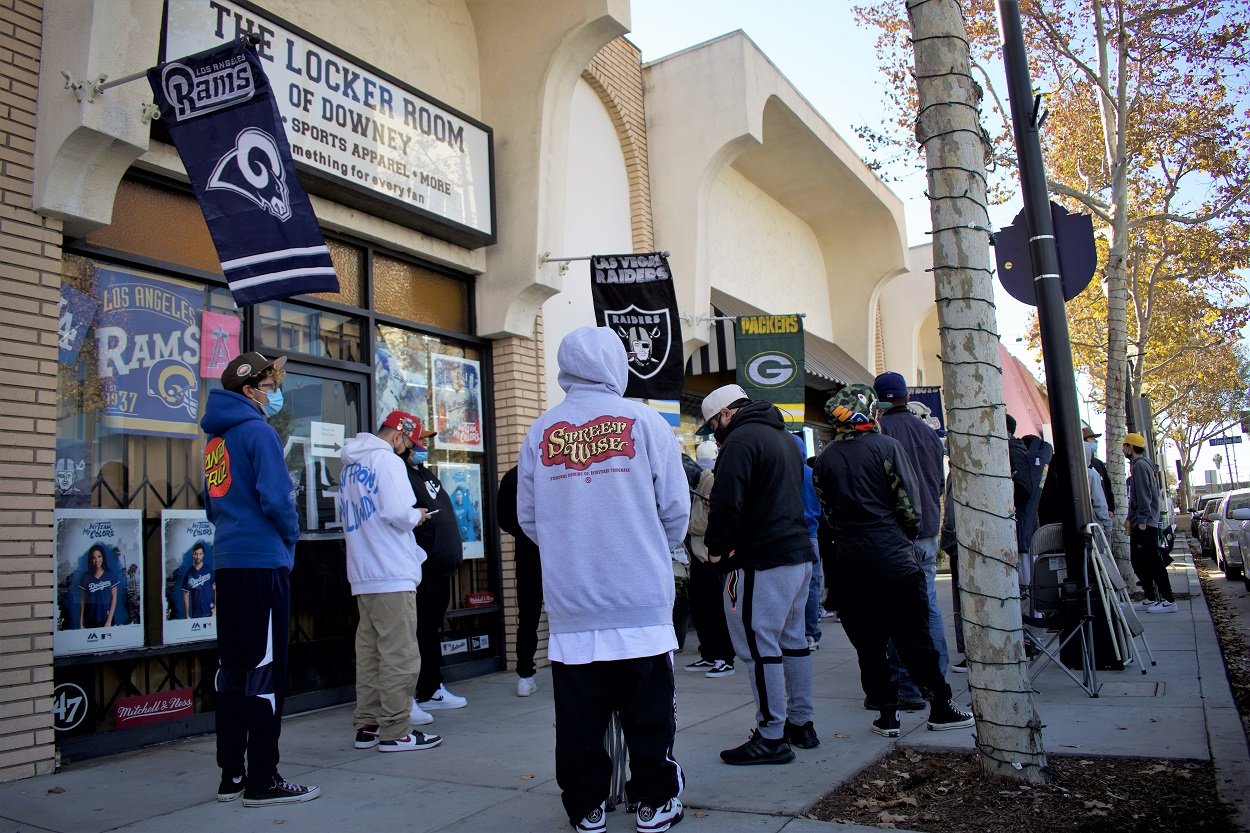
left=254, top=388, right=284, bottom=418
left=409, top=449, right=429, bottom=465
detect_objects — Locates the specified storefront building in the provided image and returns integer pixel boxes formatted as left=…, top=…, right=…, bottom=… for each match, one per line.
left=1, top=2, right=935, bottom=781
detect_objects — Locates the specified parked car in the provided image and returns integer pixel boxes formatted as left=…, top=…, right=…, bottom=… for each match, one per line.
left=1196, top=493, right=1227, bottom=562
left=1215, top=489, right=1250, bottom=580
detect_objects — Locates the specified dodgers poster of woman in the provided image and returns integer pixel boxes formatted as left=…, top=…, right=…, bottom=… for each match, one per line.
left=438, top=462, right=484, bottom=559
left=432, top=354, right=484, bottom=452
left=374, top=328, right=431, bottom=426
left=53, top=509, right=144, bottom=656
left=161, top=510, right=217, bottom=645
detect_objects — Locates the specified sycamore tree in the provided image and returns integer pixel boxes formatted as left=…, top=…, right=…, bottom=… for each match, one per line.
left=856, top=0, right=1250, bottom=568
left=909, top=0, right=1049, bottom=784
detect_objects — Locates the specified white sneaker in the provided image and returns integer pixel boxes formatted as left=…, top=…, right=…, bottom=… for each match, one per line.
left=1138, top=598, right=1158, bottom=608
left=806, top=635, right=820, bottom=651
left=636, top=797, right=683, bottom=832
left=575, top=800, right=607, bottom=832
left=418, top=684, right=468, bottom=710
left=409, top=699, right=434, bottom=725
left=516, top=675, right=537, bottom=697
left=377, top=731, right=442, bottom=752
left=1147, top=600, right=1177, bottom=614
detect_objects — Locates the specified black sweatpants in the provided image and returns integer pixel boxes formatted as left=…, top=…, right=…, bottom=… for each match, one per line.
left=688, top=557, right=733, bottom=662
left=1130, top=525, right=1174, bottom=602
left=552, top=654, right=682, bottom=823
left=215, top=567, right=290, bottom=791
left=836, top=572, right=951, bottom=707
left=415, top=574, right=452, bottom=701
left=514, top=548, right=543, bottom=678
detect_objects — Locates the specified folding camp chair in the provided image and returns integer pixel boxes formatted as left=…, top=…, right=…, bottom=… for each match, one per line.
left=1087, top=523, right=1157, bottom=672
left=1022, top=523, right=1098, bottom=696
left=605, top=710, right=634, bottom=812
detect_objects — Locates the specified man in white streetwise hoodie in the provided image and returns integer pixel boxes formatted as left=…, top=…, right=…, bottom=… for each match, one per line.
left=518, top=326, right=689, bottom=833
left=339, top=410, right=441, bottom=753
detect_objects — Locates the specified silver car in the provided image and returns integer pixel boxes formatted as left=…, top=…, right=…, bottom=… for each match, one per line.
left=1216, top=488, right=1250, bottom=582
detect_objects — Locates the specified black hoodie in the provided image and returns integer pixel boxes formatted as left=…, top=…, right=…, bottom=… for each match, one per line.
left=704, top=400, right=812, bottom=570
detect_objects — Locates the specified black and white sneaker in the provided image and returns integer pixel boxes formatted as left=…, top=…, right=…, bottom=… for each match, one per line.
left=354, top=724, right=379, bottom=749
left=573, top=800, right=607, bottom=832
left=636, top=797, right=684, bottom=832
left=871, top=711, right=901, bottom=738
left=242, top=775, right=321, bottom=807
left=683, top=658, right=715, bottom=672
left=216, top=773, right=244, bottom=802
left=704, top=659, right=735, bottom=678
left=927, top=699, right=975, bottom=731
left=378, top=731, right=443, bottom=752
left=951, top=658, right=968, bottom=673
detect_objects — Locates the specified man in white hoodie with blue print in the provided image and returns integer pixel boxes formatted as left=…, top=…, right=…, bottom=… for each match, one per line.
left=519, top=326, right=688, bottom=833
left=340, top=410, right=441, bottom=754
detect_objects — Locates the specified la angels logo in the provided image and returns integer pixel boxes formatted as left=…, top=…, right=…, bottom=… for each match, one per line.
left=204, top=437, right=232, bottom=498
left=541, top=416, right=636, bottom=471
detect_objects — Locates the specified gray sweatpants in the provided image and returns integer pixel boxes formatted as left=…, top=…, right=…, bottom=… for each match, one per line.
left=723, top=561, right=814, bottom=740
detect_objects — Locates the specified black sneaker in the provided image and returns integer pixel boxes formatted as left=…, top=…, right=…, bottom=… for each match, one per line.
left=242, top=775, right=321, bottom=807
left=216, top=773, right=244, bottom=802
left=354, top=724, right=379, bottom=749
left=927, top=699, right=975, bottom=731
left=784, top=719, right=820, bottom=749
left=704, top=659, right=735, bottom=678
left=864, top=696, right=926, bottom=712
left=720, top=730, right=795, bottom=765
left=683, top=658, right=715, bottom=672
left=951, top=658, right=969, bottom=673
left=871, top=711, right=901, bottom=738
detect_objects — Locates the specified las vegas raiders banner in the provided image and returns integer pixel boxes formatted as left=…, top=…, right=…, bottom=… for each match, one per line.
left=590, top=253, right=683, bottom=400
left=147, top=39, right=339, bottom=306
left=735, top=314, right=806, bottom=428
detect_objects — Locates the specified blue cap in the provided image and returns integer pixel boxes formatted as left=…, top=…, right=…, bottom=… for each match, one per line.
left=873, top=371, right=908, bottom=401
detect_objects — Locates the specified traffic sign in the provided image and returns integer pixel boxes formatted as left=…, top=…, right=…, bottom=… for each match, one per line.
left=1209, top=435, right=1243, bottom=446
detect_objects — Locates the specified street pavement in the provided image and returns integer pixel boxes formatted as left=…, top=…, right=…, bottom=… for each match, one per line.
left=2, top=536, right=1247, bottom=833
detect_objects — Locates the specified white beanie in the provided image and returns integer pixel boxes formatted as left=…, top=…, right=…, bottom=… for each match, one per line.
left=695, top=440, right=718, bottom=469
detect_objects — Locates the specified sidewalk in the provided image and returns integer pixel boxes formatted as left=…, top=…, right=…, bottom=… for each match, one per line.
left=2, top=544, right=1247, bottom=833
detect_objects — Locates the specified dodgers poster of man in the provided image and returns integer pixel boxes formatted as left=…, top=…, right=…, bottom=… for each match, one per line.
left=438, top=462, right=485, bottom=559
left=374, top=326, right=431, bottom=426
left=53, top=509, right=145, bottom=656
left=589, top=252, right=683, bottom=401
left=734, top=313, right=806, bottom=428
left=94, top=267, right=204, bottom=438
left=161, top=510, right=218, bottom=645
left=432, top=354, right=484, bottom=452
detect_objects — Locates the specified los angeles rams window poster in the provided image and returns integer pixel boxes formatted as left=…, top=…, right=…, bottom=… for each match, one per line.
left=53, top=509, right=145, bottom=656
left=432, top=355, right=484, bottom=452
left=437, top=463, right=485, bottom=559
left=161, top=510, right=218, bottom=645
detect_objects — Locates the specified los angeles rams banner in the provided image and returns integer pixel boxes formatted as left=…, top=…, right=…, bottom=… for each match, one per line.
left=590, top=253, right=683, bottom=400
left=147, top=39, right=339, bottom=306
left=734, top=314, right=805, bottom=427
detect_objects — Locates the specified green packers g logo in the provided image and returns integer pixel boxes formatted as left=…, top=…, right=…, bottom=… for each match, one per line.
left=745, top=352, right=797, bottom=388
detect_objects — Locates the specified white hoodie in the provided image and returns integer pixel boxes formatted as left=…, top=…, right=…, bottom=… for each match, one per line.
left=339, top=432, right=427, bottom=595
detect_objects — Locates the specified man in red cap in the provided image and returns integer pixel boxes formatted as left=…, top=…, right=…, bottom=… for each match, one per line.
left=340, top=411, right=439, bottom=752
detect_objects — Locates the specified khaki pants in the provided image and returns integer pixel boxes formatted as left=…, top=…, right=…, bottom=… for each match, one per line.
left=353, top=591, right=421, bottom=741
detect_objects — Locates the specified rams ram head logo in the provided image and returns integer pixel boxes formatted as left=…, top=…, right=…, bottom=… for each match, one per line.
left=148, top=359, right=199, bottom=418
left=208, top=128, right=292, bottom=222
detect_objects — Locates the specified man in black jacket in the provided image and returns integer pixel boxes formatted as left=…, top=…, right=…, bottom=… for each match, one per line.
left=813, top=384, right=973, bottom=739
left=701, top=384, right=817, bottom=765
left=498, top=465, right=544, bottom=696
left=404, top=429, right=468, bottom=717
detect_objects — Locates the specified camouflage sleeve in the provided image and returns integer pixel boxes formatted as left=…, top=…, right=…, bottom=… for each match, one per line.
left=884, top=449, right=921, bottom=539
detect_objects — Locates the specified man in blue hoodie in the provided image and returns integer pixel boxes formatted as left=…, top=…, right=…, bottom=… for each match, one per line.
left=201, top=351, right=318, bottom=807
left=518, top=326, right=688, bottom=833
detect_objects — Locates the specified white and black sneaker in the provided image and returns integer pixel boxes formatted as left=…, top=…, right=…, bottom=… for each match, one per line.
left=683, top=658, right=715, bottom=672
left=705, top=659, right=735, bottom=678
left=1147, top=600, right=1177, bottom=614
left=927, top=699, right=975, bottom=731
left=574, top=800, right=607, bottom=832
left=378, top=731, right=443, bottom=752
left=242, top=775, right=321, bottom=807
left=216, top=773, right=244, bottom=802
left=354, top=725, right=380, bottom=749
left=636, top=797, right=683, bottom=832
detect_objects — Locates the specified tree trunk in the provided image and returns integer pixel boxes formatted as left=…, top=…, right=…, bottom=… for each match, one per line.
left=1105, top=215, right=1133, bottom=585
left=909, top=0, right=1049, bottom=783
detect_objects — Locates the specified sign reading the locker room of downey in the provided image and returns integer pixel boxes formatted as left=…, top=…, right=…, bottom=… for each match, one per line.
left=164, top=0, right=495, bottom=245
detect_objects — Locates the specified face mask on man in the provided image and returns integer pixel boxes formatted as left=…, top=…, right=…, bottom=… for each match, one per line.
left=407, top=448, right=429, bottom=467
left=1084, top=440, right=1097, bottom=463
left=252, top=387, right=284, bottom=418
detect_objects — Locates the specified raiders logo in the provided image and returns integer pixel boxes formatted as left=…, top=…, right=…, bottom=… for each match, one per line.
left=602, top=305, right=672, bottom=380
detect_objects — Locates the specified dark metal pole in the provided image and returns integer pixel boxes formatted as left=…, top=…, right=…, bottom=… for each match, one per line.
left=997, top=0, right=1093, bottom=544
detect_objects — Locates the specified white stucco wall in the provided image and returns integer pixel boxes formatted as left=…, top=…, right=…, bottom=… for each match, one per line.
left=541, top=77, right=633, bottom=406
left=876, top=243, right=939, bottom=385
left=707, top=167, right=831, bottom=338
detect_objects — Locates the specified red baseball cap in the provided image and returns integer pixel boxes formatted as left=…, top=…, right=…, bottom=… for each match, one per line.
left=381, top=411, right=436, bottom=445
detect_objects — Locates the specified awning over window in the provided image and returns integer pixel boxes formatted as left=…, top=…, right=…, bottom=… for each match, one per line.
left=684, top=290, right=875, bottom=390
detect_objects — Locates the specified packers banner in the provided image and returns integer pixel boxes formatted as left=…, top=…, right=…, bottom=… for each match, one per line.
left=735, top=314, right=805, bottom=427
left=147, top=39, right=339, bottom=306
left=590, top=253, right=684, bottom=401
